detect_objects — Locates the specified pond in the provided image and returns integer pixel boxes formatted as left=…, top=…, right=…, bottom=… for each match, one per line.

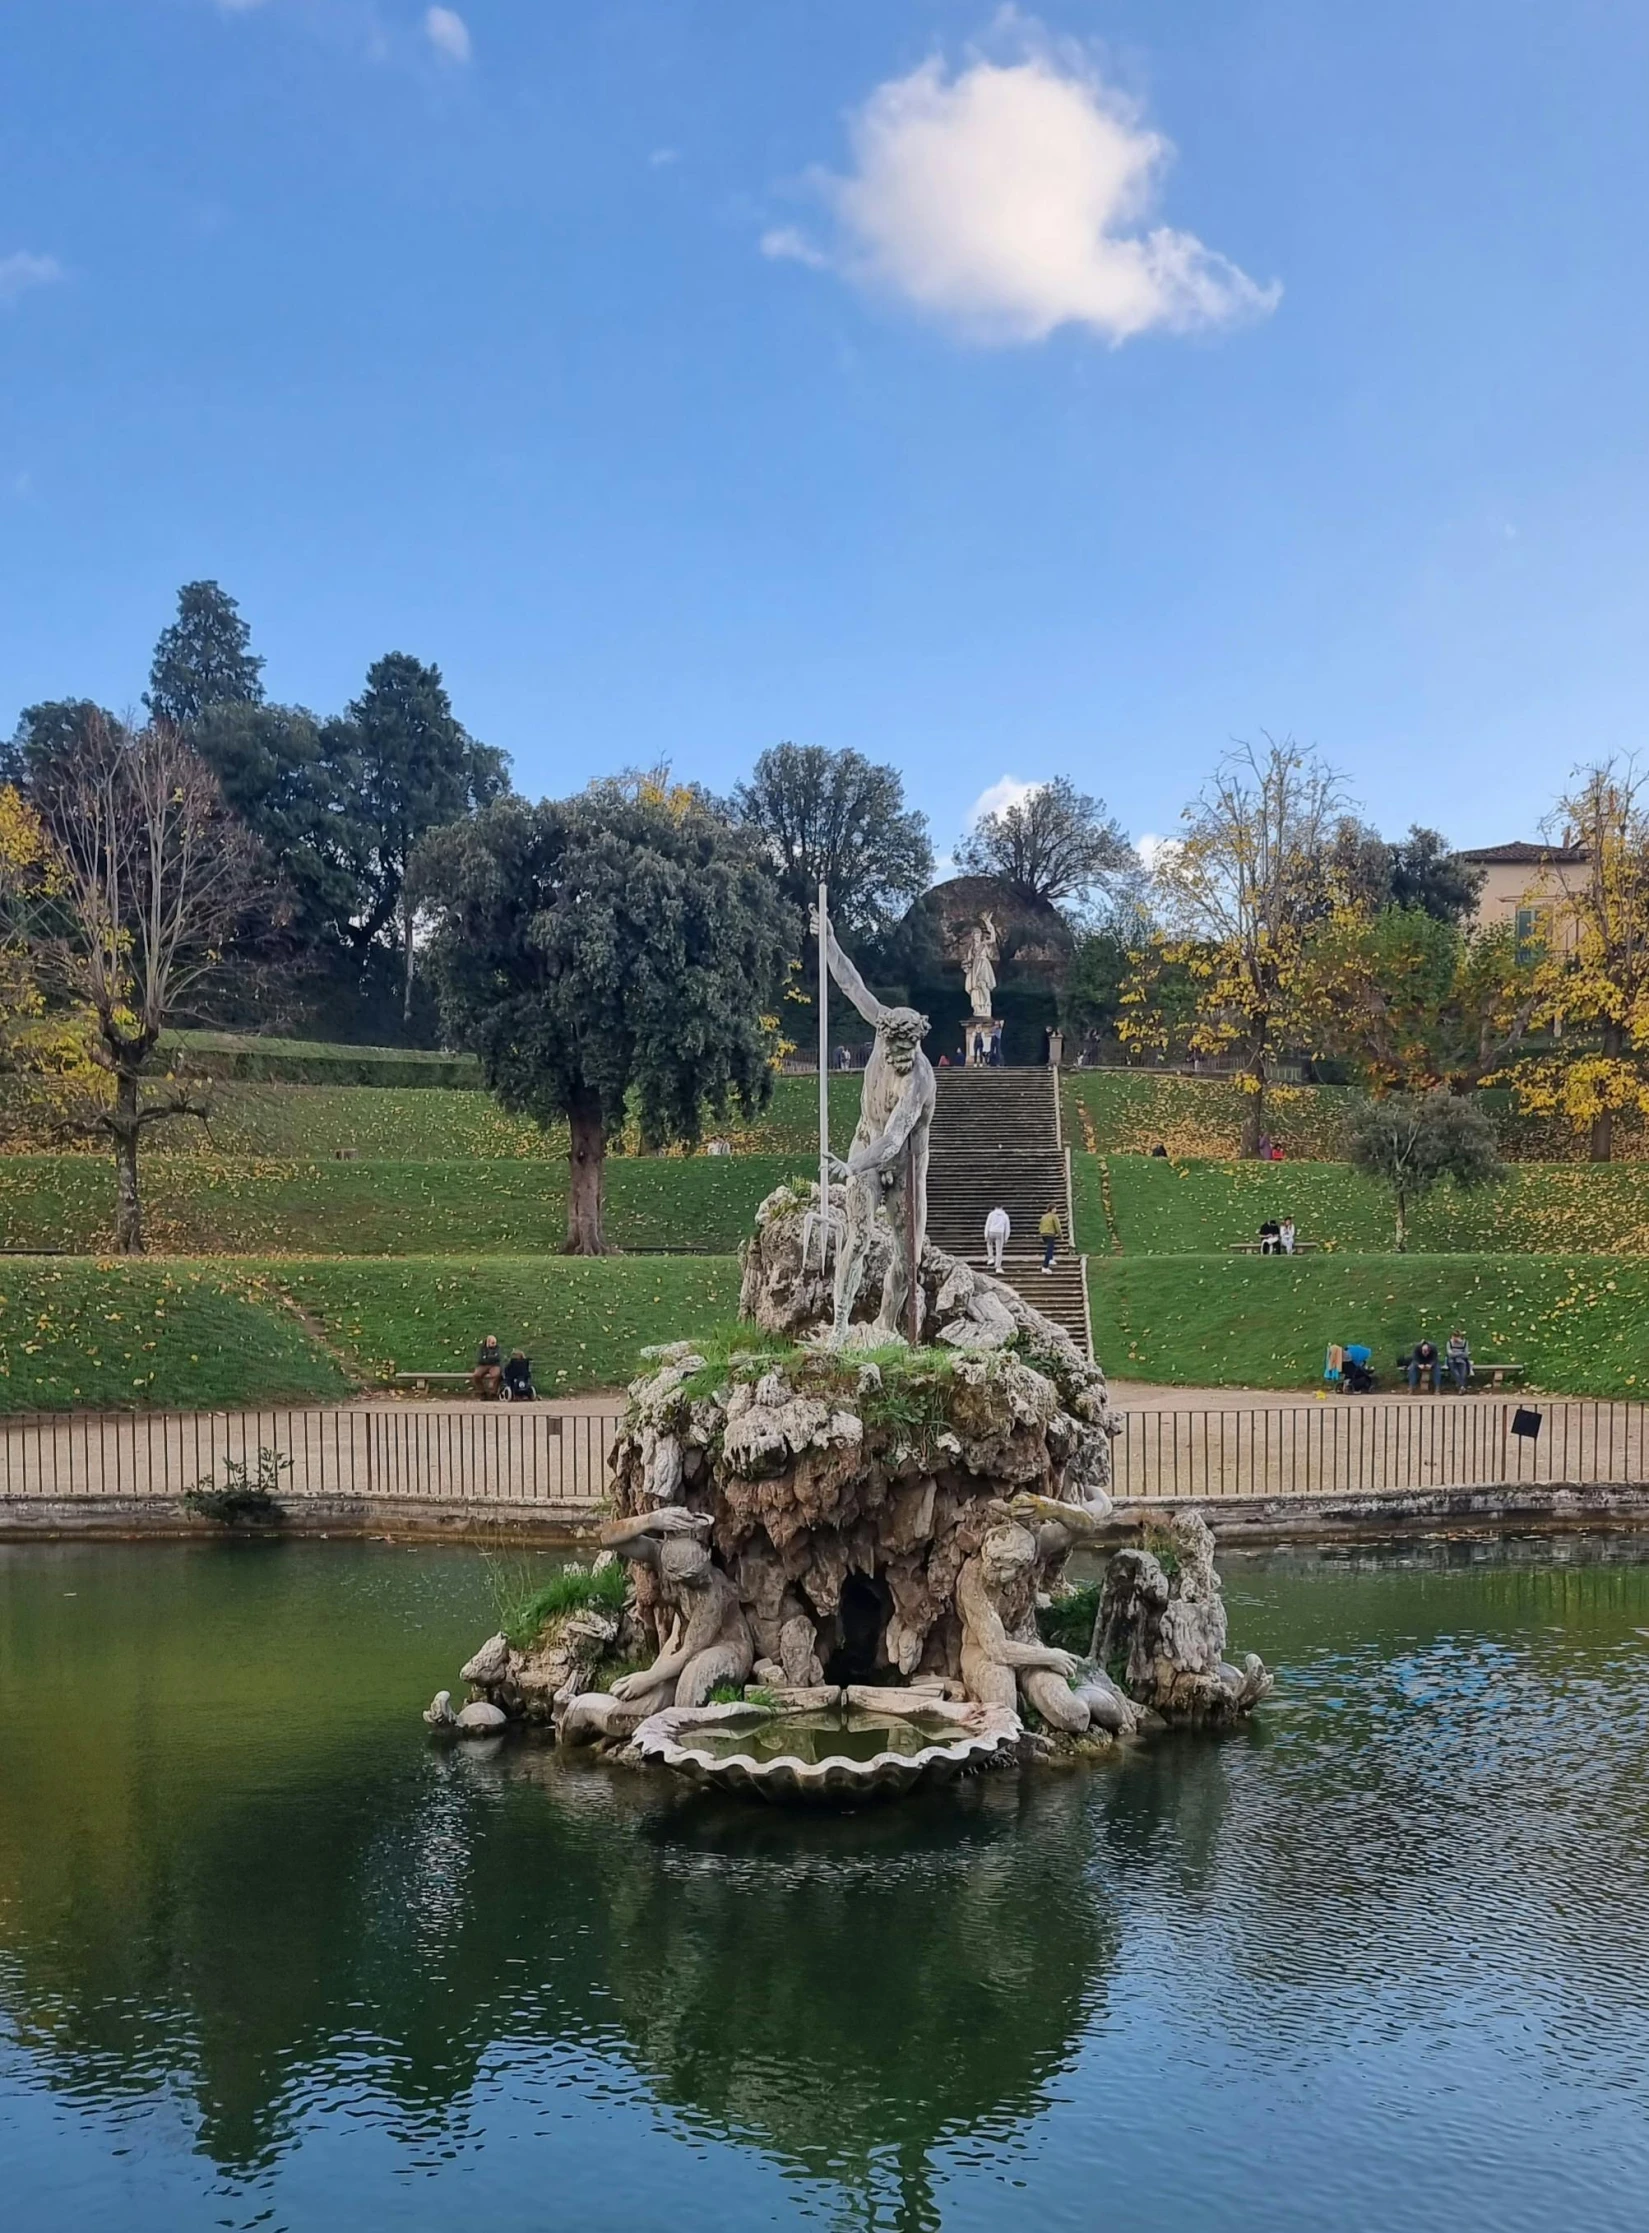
left=2, top=1532, right=1648, bottom=2231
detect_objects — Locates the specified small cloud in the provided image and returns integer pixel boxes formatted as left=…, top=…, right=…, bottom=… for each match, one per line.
left=649, top=147, right=680, bottom=169
left=968, top=776, right=1042, bottom=826
left=767, top=43, right=1278, bottom=346
left=425, top=6, right=471, bottom=64
left=0, top=252, right=62, bottom=307
left=1136, top=834, right=1181, bottom=873
left=215, top=1, right=268, bottom=12
left=761, top=225, right=830, bottom=271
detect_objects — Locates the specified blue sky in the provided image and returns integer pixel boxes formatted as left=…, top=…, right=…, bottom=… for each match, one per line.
left=4, top=1, right=1647, bottom=858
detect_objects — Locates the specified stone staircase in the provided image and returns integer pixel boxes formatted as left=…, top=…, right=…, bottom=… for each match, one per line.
left=926, top=1068, right=1090, bottom=1352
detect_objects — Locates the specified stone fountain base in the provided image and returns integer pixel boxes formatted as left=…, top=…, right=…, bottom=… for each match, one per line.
left=631, top=1685, right=1023, bottom=1803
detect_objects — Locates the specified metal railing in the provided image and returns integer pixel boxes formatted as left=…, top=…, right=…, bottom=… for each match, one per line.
left=0, top=1405, right=624, bottom=1510
left=1111, top=1398, right=1649, bottom=1503
left=5, top=1396, right=1647, bottom=1515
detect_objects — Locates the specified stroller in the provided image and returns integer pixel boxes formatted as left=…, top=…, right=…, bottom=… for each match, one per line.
left=1325, top=1342, right=1377, bottom=1394
left=501, top=1351, right=537, bottom=1402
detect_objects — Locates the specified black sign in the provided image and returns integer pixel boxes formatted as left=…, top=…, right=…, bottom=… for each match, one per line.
left=1511, top=1406, right=1543, bottom=1440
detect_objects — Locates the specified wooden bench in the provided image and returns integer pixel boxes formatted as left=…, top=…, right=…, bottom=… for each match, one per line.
left=1472, top=1362, right=1526, bottom=1391
left=1228, top=1240, right=1323, bottom=1255
left=391, top=1370, right=474, bottom=1394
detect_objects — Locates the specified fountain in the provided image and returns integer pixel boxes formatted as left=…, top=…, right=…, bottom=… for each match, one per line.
left=432, top=917, right=1270, bottom=1794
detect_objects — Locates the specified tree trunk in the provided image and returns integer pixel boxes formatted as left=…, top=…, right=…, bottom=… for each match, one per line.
left=566, top=1087, right=606, bottom=1255
left=1240, top=1050, right=1267, bottom=1159
left=110, top=1073, right=144, bottom=1255
left=1590, top=1020, right=1624, bottom=1161
left=402, top=894, right=416, bottom=1027
left=1394, top=1189, right=1408, bottom=1254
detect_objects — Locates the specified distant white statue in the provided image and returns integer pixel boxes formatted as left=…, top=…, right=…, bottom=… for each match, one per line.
left=961, top=914, right=998, bottom=1020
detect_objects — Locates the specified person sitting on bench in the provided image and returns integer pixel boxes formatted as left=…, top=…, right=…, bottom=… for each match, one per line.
left=1445, top=1330, right=1472, bottom=1391
left=472, top=1335, right=504, bottom=1399
left=1403, top=1339, right=1440, bottom=1393
left=502, top=1350, right=536, bottom=1402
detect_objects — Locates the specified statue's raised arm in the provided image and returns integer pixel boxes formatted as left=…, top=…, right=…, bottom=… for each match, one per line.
left=811, top=903, right=886, bottom=1029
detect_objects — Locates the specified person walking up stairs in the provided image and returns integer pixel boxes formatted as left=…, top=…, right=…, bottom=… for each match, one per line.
left=924, top=1066, right=1089, bottom=1351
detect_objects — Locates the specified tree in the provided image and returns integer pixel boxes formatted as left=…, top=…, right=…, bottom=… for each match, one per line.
left=1346, top=1088, right=1501, bottom=1252
left=1507, top=762, right=1649, bottom=1162
left=419, top=781, right=798, bottom=1254
left=1390, top=826, right=1484, bottom=926
left=189, top=701, right=373, bottom=1005
left=348, top=654, right=509, bottom=1023
left=1322, top=820, right=1485, bottom=927
left=1124, top=738, right=1346, bottom=1155
left=146, top=581, right=265, bottom=728
left=1060, top=890, right=1155, bottom=1048
left=15, top=717, right=261, bottom=1251
left=956, top=777, right=1131, bottom=912
left=3, top=699, right=120, bottom=792
left=1304, top=905, right=1537, bottom=1092
left=733, top=744, right=932, bottom=940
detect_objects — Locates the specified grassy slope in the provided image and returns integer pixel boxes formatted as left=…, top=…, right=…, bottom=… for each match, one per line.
left=270, top=1255, right=740, bottom=1393
left=0, top=1254, right=741, bottom=1411
left=3, top=1072, right=860, bottom=1161
left=0, top=1262, right=353, bottom=1412
left=0, top=1154, right=806, bottom=1256
left=1083, top=1154, right=1649, bottom=1258
left=1088, top=1253, right=1649, bottom=1396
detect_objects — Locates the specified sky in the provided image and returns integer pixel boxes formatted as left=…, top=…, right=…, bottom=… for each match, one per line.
left=4, top=0, right=1648, bottom=861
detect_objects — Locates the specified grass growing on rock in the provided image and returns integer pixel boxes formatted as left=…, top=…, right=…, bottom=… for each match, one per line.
left=489, top=1557, right=629, bottom=1651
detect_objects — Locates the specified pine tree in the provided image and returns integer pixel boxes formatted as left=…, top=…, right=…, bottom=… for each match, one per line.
left=146, top=581, right=265, bottom=727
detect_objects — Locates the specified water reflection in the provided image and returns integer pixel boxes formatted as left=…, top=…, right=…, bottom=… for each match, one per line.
left=3, top=1535, right=1649, bottom=2231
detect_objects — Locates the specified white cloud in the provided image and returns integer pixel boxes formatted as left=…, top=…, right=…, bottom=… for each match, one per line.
left=0, top=252, right=62, bottom=307
left=425, top=7, right=471, bottom=64
left=649, top=147, right=680, bottom=169
left=967, top=775, right=1042, bottom=826
left=770, top=47, right=1278, bottom=345
left=1136, top=833, right=1181, bottom=874
left=761, top=225, right=830, bottom=271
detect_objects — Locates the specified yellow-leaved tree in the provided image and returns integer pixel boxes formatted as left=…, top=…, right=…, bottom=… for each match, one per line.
left=1509, top=762, right=1649, bottom=1162
left=1121, top=738, right=1345, bottom=1157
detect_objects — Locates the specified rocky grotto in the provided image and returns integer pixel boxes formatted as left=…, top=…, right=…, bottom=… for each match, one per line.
left=429, top=1177, right=1271, bottom=1797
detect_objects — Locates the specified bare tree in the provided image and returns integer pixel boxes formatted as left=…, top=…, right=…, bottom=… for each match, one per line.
left=26, top=716, right=260, bottom=1251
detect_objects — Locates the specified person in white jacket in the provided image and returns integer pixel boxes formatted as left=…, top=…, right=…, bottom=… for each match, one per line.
left=983, top=1205, right=1010, bottom=1273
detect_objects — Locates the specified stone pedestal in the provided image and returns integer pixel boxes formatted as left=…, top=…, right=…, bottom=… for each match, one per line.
left=962, top=1016, right=1004, bottom=1065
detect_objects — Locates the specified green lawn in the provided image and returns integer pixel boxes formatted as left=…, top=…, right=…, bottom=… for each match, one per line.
left=1079, top=1154, right=1649, bottom=1258
left=0, top=1252, right=742, bottom=1412
left=1088, top=1252, right=1649, bottom=1395
left=270, top=1254, right=741, bottom=1393
left=0, top=1154, right=805, bottom=1256
left=1, top=1071, right=859, bottom=1163
left=0, top=1261, right=353, bottom=1412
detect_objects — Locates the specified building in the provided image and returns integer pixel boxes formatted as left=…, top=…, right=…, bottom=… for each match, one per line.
left=1456, top=840, right=1587, bottom=952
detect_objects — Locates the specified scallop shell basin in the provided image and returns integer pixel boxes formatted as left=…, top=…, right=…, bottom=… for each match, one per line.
left=631, top=1690, right=1023, bottom=1803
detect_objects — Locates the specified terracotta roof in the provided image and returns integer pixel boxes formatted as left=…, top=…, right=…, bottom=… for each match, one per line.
left=1454, top=841, right=1587, bottom=865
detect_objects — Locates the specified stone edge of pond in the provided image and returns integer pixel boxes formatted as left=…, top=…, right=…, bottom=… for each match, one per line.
left=6, top=1484, right=1649, bottom=1547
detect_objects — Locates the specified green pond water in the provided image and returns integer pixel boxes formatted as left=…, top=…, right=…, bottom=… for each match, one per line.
left=3, top=1532, right=1649, bottom=2231
left=690, top=1708, right=960, bottom=1765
